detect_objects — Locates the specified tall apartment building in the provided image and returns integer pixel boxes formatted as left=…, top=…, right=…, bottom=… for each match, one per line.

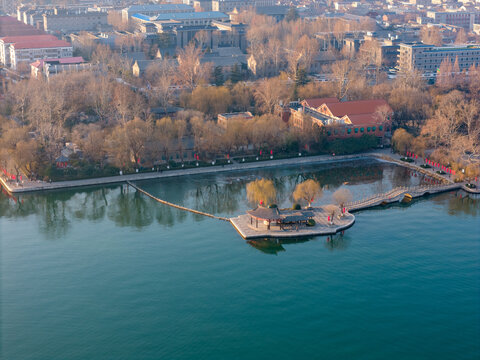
left=9, top=38, right=73, bottom=69
left=121, top=4, right=194, bottom=22
left=398, top=43, right=480, bottom=73
left=426, top=11, right=475, bottom=31
left=212, top=0, right=274, bottom=13
left=43, top=9, right=108, bottom=32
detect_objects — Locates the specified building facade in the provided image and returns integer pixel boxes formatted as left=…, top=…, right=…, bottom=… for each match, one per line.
left=426, top=11, right=475, bottom=31
left=284, top=98, right=393, bottom=144
left=122, top=4, right=194, bottom=22
left=9, top=39, right=73, bottom=69
left=0, top=34, right=57, bottom=66
left=398, top=43, right=480, bottom=73
left=43, top=10, right=108, bottom=32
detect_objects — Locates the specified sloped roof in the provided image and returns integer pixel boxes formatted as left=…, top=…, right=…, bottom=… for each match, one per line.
left=324, top=99, right=392, bottom=118
left=0, top=34, right=57, bottom=44
left=302, top=97, right=339, bottom=108
left=247, top=206, right=281, bottom=220
left=11, top=39, right=71, bottom=49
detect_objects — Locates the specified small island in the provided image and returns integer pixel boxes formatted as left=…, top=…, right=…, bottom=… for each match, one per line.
left=231, top=178, right=355, bottom=239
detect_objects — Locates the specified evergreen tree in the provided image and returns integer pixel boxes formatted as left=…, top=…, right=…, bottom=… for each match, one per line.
left=230, top=64, right=242, bottom=83
left=286, top=7, right=299, bottom=22
left=214, top=66, right=224, bottom=86
left=295, top=67, right=308, bottom=87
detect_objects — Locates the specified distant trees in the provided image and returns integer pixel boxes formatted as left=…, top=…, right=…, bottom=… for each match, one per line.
left=420, top=26, right=443, bottom=46
left=176, top=43, right=211, bottom=89
left=246, top=178, right=277, bottom=206
left=293, top=179, right=322, bottom=207
left=254, top=77, right=290, bottom=114
left=188, top=86, right=232, bottom=116
left=145, top=60, right=175, bottom=112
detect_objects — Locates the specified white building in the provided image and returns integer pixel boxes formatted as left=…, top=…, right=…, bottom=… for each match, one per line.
left=9, top=39, right=73, bottom=69
left=0, top=35, right=58, bottom=67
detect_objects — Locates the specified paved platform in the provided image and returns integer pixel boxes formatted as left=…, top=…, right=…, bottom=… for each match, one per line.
left=230, top=206, right=355, bottom=239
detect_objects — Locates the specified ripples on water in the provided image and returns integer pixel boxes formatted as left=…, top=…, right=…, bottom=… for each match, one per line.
left=1, top=160, right=479, bottom=360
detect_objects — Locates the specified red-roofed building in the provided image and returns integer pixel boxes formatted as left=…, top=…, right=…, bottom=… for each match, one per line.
left=0, top=34, right=57, bottom=66
left=9, top=38, right=73, bottom=69
left=285, top=97, right=393, bottom=145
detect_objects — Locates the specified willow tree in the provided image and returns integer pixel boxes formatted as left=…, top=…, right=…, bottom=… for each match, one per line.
left=246, top=179, right=276, bottom=206
left=293, top=179, right=322, bottom=207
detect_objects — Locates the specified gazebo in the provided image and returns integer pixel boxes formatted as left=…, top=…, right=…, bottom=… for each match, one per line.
left=247, top=206, right=282, bottom=230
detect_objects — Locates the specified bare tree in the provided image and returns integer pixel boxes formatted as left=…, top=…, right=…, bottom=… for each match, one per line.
left=177, top=43, right=206, bottom=89
left=332, top=188, right=353, bottom=208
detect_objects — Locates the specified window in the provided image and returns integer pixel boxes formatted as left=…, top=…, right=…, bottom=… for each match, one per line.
left=367, top=127, right=371, bottom=132
left=347, top=128, right=352, bottom=134
left=354, top=128, right=359, bottom=133
left=372, top=126, right=376, bottom=131
left=360, top=127, right=364, bottom=132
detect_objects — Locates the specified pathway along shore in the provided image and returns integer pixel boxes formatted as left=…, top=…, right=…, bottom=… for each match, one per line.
left=1, top=150, right=479, bottom=195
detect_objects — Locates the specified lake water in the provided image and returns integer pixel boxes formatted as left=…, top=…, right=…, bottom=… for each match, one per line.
left=1, top=160, right=479, bottom=360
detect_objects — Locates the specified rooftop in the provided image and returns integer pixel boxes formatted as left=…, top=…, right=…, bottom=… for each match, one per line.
left=31, top=56, right=85, bottom=68
left=1, top=35, right=58, bottom=43
left=152, top=11, right=228, bottom=21
left=324, top=99, right=392, bottom=118
left=11, top=39, right=72, bottom=50
left=125, top=4, right=193, bottom=13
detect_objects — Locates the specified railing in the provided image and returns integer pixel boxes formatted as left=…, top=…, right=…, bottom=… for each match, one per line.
left=127, top=181, right=230, bottom=222
left=344, top=183, right=461, bottom=211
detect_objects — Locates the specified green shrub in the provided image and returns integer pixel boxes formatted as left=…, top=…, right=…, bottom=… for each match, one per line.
left=306, top=219, right=316, bottom=226
left=292, top=203, right=301, bottom=210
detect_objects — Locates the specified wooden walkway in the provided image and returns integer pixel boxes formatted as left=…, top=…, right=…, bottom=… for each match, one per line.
left=126, top=181, right=230, bottom=221
left=345, top=183, right=461, bottom=212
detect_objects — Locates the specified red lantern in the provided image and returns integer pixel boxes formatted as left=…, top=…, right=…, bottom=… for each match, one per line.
left=270, top=149, right=273, bottom=155
left=259, top=150, right=262, bottom=155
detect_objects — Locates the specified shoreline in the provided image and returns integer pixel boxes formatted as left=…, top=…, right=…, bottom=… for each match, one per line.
left=1, top=150, right=479, bottom=195
left=0, top=152, right=375, bottom=194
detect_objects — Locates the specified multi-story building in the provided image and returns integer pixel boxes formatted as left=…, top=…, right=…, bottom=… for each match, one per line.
left=133, top=11, right=229, bottom=27
left=0, top=34, right=57, bottom=66
left=212, top=0, right=274, bottom=13
left=426, top=11, right=475, bottom=31
left=9, top=38, right=73, bottom=69
left=43, top=9, right=109, bottom=33
left=398, top=43, right=480, bottom=73
left=121, top=4, right=194, bottom=22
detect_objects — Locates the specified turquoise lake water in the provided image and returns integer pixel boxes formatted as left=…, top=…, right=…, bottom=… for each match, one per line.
left=1, top=160, right=479, bottom=360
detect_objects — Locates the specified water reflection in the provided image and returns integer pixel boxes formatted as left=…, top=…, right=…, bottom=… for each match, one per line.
left=1, top=160, right=478, bottom=243
left=324, top=232, right=352, bottom=251
left=247, top=236, right=314, bottom=255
